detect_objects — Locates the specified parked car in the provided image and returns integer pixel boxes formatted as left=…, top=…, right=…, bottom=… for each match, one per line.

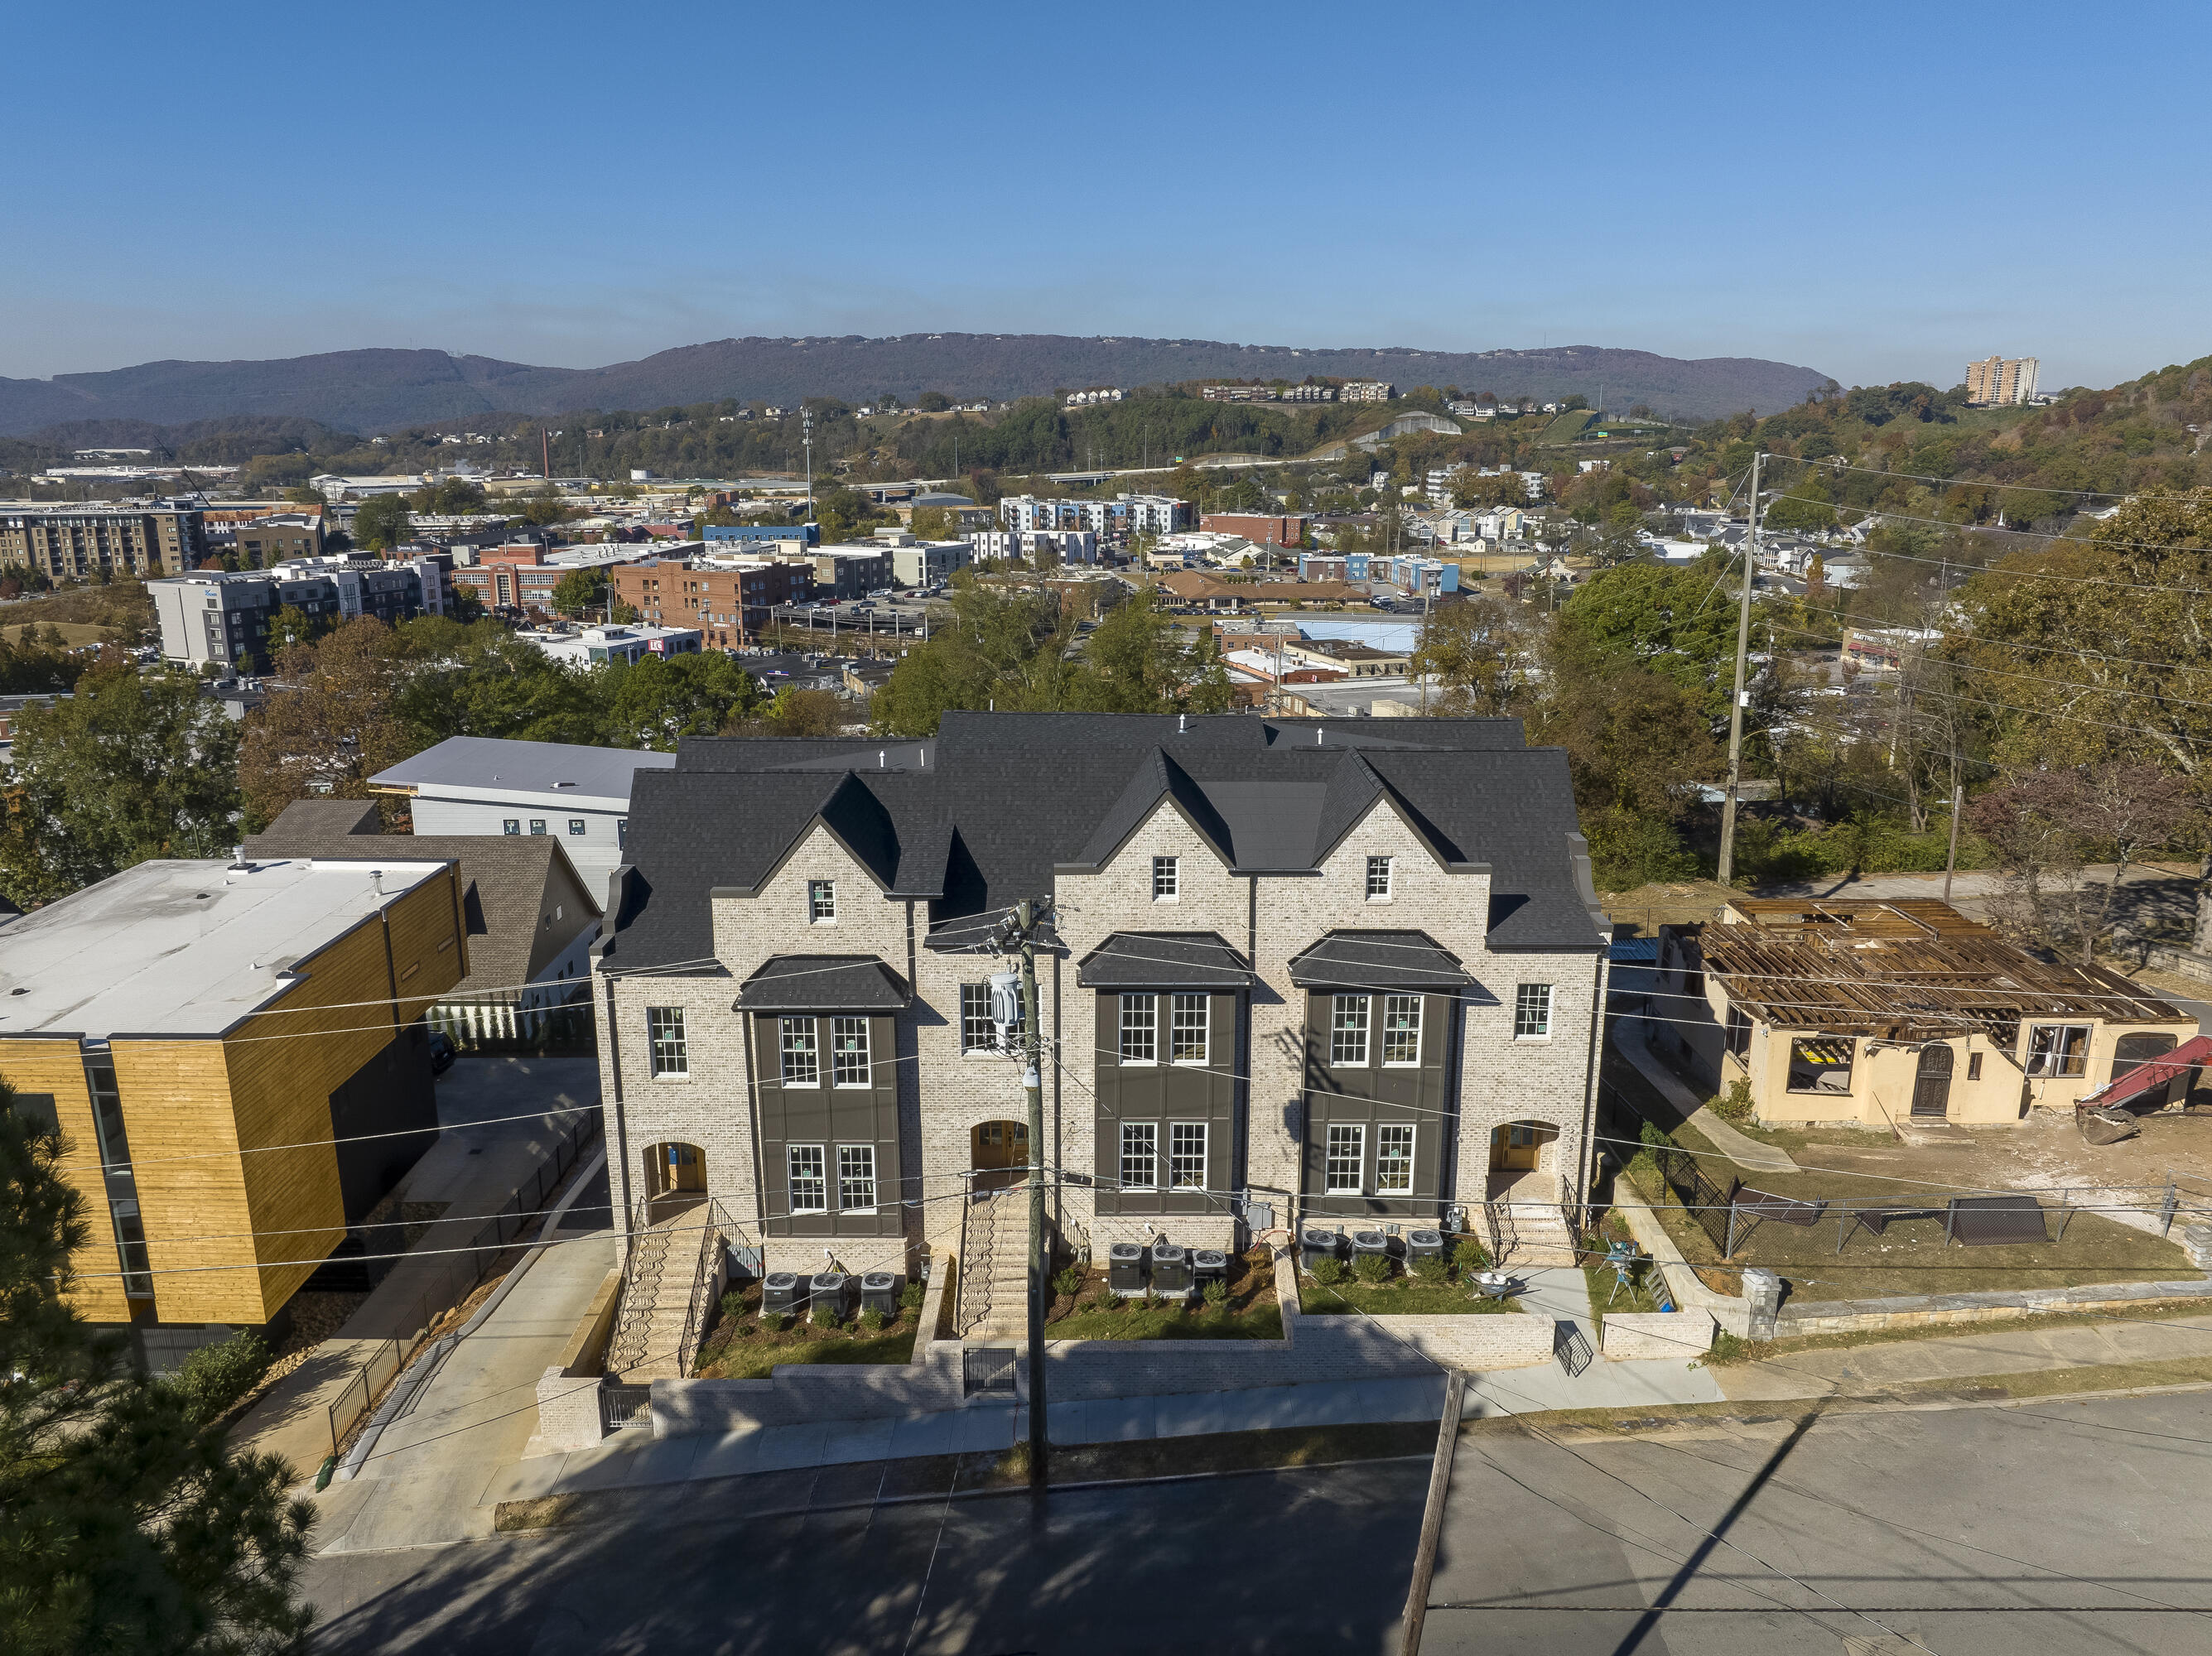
left=428, top=1030, right=456, bottom=1074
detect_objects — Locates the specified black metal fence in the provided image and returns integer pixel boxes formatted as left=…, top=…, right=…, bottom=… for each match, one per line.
left=1644, top=1143, right=1733, bottom=1255
left=963, top=1346, right=1018, bottom=1396
left=430, top=989, right=596, bottom=1056
left=600, top=1383, right=653, bottom=1432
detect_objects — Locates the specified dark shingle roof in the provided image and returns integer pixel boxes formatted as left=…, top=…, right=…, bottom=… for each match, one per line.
left=1288, top=931, right=1475, bottom=990
left=735, top=956, right=909, bottom=1011
left=602, top=712, right=1606, bottom=971
left=1077, top=932, right=1251, bottom=989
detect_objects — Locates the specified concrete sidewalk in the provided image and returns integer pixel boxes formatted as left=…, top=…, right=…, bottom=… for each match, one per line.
left=1612, top=1015, right=1798, bottom=1173
left=1718, top=1308, right=2212, bottom=1401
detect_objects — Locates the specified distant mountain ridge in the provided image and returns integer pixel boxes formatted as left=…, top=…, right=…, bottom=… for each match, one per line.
left=0, top=335, right=1830, bottom=436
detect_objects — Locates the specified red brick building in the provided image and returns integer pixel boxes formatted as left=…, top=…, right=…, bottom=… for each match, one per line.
left=610, top=556, right=813, bottom=649
left=1200, top=512, right=1313, bottom=549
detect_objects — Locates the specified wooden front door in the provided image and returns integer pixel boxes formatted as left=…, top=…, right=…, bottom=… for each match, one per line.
left=1492, top=1123, right=1541, bottom=1172
left=664, top=1143, right=705, bottom=1192
left=971, top=1121, right=1029, bottom=1191
left=1911, top=1044, right=1954, bottom=1118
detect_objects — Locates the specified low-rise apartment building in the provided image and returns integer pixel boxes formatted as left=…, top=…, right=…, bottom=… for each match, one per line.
left=518, top=623, right=701, bottom=669
left=964, top=529, right=1095, bottom=568
left=1654, top=898, right=2195, bottom=1126
left=368, top=735, right=676, bottom=895
left=613, top=555, right=812, bottom=647
left=999, top=493, right=1195, bottom=539
left=0, top=856, right=465, bottom=1365
left=590, top=713, right=1609, bottom=1282
left=1202, top=513, right=1312, bottom=549
left=802, top=545, right=892, bottom=599
left=1340, top=381, right=1395, bottom=402
left=0, top=503, right=206, bottom=580
left=150, top=555, right=446, bottom=670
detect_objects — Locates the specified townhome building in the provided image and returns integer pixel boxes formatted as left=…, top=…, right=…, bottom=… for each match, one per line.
left=590, top=713, right=1609, bottom=1298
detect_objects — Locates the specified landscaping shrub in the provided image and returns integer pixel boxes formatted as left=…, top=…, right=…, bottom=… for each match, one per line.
left=759, top=1311, right=788, bottom=1333
left=167, top=1331, right=271, bottom=1424
left=1713, top=1078, right=1756, bottom=1125
left=1141, top=1288, right=1159, bottom=1311
left=1311, top=1257, right=1348, bottom=1285
left=1352, top=1253, right=1392, bottom=1284
left=719, top=1288, right=748, bottom=1323
left=1452, top=1238, right=1488, bottom=1274
left=1202, top=1278, right=1229, bottom=1306
left=1052, top=1264, right=1086, bottom=1300
left=1410, top=1254, right=1448, bottom=1285
left=900, top=1279, right=926, bottom=1312
left=856, top=1307, right=885, bottom=1331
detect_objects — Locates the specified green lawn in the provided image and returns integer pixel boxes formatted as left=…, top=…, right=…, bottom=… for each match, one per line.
left=1046, top=1301, right=1286, bottom=1341
left=1299, top=1273, right=1520, bottom=1316
left=692, top=1278, right=923, bottom=1377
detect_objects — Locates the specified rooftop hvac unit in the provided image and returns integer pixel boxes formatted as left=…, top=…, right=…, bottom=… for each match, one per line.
left=859, top=1272, right=899, bottom=1316
left=1107, top=1241, right=1148, bottom=1296
left=762, top=1271, right=802, bottom=1315
left=807, top=1272, right=851, bottom=1322
left=1299, top=1226, right=1345, bottom=1273
left=1405, top=1229, right=1444, bottom=1261
left=1149, top=1243, right=1193, bottom=1294
left=1192, top=1249, right=1228, bottom=1285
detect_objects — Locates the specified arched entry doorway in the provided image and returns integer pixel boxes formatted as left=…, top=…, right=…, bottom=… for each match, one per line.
left=971, top=1120, right=1030, bottom=1192
left=643, top=1141, right=706, bottom=1220
left=1911, top=1043, right=1954, bottom=1118
left=1487, top=1120, right=1559, bottom=1198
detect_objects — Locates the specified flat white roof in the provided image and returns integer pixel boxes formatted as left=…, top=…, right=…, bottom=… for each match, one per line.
left=0, top=858, right=452, bottom=1039
left=369, top=735, right=674, bottom=811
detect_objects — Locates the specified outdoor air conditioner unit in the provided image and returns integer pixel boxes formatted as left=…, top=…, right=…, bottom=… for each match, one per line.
left=762, top=1271, right=802, bottom=1316
left=1405, top=1229, right=1444, bottom=1262
left=859, top=1272, right=899, bottom=1316
left=1107, top=1242, right=1148, bottom=1296
left=1149, top=1243, right=1193, bottom=1295
left=808, top=1272, right=852, bottom=1323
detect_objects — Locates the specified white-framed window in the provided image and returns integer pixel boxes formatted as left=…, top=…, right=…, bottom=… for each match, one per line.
left=959, top=984, right=995, bottom=1053
left=1169, top=1122, right=1207, bottom=1190
left=1514, top=983, right=1553, bottom=1039
left=1120, top=1121, right=1158, bottom=1190
left=2025, top=1023, right=2091, bottom=1078
left=1381, top=994, right=1422, bottom=1065
left=838, top=1143, right=876, bottom=1211
left=1120, top=994, right=1158, bottom=1063
left=831, top=1017, right=870, bottom=1086
left=1330, top=994, right=1370, bottom=1066
left=646, top=1006, right=687, bottom=1076
left=1366, top=854, right=1394, bottom=899
left=1325, top=1124, right=1365, bottom=1193
left=1169, top=994, right=1208, bottom=1064
left=779, top=1015, right=820, bottom=1086
left=1376, top=1124, right=1414, bottom=1194
left=807, top=879, right=836, bottom=923
left=1152, top=855, right=1179, bottom=900
left=788, top=1143, right=826, bottom=1213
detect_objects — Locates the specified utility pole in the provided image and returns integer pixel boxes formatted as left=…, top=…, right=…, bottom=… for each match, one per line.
left=1716, top=450, right=1762, bottom=888
left=802, top=408, right=815, bottom=522
left=1008, top=897, right=1051, bottom=1489
left=1942, top=782, right=1964, bottom=903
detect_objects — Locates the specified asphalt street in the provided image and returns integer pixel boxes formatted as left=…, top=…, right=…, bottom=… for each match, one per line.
left=298, top=1389, right=2212, bottom=1654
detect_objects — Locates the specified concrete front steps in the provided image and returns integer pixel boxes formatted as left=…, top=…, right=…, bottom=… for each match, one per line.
left=957, top=1187, right=1048, bottom=1340
left=606, top=1202, right=710, bottom=1383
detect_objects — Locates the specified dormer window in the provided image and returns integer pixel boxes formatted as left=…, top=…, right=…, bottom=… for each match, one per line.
left=1366, top=855, right=1394, bottom=900
left=1152, top=856, right=1179, bottom=901
left=808, top=879, right=836, bottom=923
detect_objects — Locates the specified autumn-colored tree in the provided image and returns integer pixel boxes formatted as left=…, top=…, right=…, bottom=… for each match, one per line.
left=239, top=619, right=416, bottom=831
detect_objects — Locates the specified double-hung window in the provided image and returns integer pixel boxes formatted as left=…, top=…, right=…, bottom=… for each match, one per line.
left=1366, top=854, right=1394, bottom=899
left=831, top=1017, right=870, bottom=1086
left=788, top=1144, right=826, bottom=1214
left=838, top=1144, right=876, bottom=1211
left=1325, top=1124, right=1365, bottom=1193
left=1152, top=855, right=1179, bottom=900
left=1120, top=994, right=1158, bottom=1063
left=779, top=1016, right=820, bottom=1086
left=1376, top=1124, right=1414, bottom=1194
left=2026, top=1023, right=2090, bottom=1078
left=807, top=879, right=836, bottom=923
left=1120, top=1122, right=1158, bottom=1190
left=1514, top=983, right=1553, bottom=1039
left=959, top=984, right=995, bottom=1053
left=646, top=1007, right=687, bottom=1076
left=1381, top=994, right=1422, bottom=1065
left=1330, top=994, right=1370, bottom=1066
left=1169, top=994, right=1208, bottom=1064
left=1169, top=1122, right=1207, bottom=1190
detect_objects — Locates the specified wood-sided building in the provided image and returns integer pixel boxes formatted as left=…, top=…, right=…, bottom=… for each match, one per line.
left=0, top=855, right=465, bottom=1365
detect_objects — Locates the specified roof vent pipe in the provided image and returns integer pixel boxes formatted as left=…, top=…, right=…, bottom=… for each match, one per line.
left=879, top=749, right=885, bottom=768
left=1178, top=714, right=1187, bottom=734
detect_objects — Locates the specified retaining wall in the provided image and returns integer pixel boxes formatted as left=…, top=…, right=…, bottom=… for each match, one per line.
left=647, top=1248, right=1554, bottom=1438
left=1601, top=1309, right=1715, bottom=1360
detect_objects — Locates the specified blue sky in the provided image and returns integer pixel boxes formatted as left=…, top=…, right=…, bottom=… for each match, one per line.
left=4, top=1, right=2207, bottom=392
